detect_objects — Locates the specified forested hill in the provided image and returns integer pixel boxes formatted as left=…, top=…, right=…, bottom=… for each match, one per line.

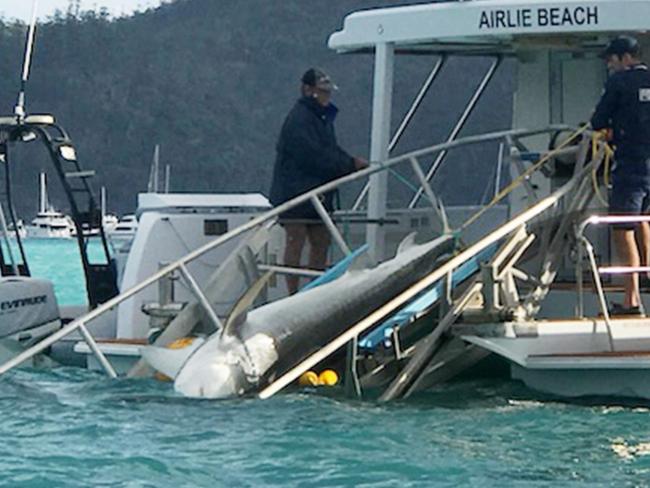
left=0, top=0, right=514, bottom=217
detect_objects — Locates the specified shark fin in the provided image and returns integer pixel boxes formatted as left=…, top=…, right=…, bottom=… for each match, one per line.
left=222, top=270, right=274, bottom=337
left=396, top=232, right=417, bottom=255
left=141, top=337, right=205, bottom=380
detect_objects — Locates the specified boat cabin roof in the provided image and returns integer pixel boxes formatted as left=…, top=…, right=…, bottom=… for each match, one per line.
left=328, top=0, right=650, bottom=56
left=137, top=193, right=271, bottom=214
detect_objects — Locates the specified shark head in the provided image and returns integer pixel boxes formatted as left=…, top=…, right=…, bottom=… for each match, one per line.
left=173, top=331, right=279, bottom=399
left=175, top=354, right=248, bottom=399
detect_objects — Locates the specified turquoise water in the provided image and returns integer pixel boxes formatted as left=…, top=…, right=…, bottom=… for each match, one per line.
left=3, top=372, right=650, bottom=487
left=2, top=240, right=650, bottom=486
left=9, top=238, right=106, bottom=306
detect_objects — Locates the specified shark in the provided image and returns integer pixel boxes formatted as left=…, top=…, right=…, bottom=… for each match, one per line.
left=142, top=233, right=455, bottom=399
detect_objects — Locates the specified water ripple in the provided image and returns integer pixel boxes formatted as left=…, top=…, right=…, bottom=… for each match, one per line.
left=2, top=371, right=650, bottom=486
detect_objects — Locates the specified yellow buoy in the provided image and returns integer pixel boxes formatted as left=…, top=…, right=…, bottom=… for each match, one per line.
left=167, top=337, right=196, bottom=349
left=298, top=371, right=319, bottom=387
left=318, top=369, right=339, bottom=386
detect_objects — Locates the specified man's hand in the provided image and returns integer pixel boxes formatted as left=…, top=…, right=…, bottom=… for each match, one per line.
left=353, top=157, right=369, bottom=170
left=601, top=128, right=614, bottom=142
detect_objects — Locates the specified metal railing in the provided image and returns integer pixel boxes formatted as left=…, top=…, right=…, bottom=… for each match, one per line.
left=0, top=125, right=582, bottom=378
left=576, top=214, right=650, bottom=351
left=261, top=144, right=606, bottom=400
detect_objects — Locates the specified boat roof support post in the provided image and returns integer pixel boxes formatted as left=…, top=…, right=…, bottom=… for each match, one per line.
left=367, top=42, right=394, bottom=263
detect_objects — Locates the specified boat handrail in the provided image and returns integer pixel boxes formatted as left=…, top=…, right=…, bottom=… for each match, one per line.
left=576, top=214, right=650, bottom=342
left=0, top=124, right=587, bottom=377
left=259, top=147, right=607, bottom=399
left=581, top=214, right=650, bottom=276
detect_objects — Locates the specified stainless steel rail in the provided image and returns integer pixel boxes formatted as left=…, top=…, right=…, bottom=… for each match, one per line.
left=576, top=214, right=650, bottom=351
left=261, top=136, right=605, bottom=399
left=0, top=125, right=576, bottom=377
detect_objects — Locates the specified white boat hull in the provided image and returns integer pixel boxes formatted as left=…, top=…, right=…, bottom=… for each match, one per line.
left=26, top=226, right=72, bottom=239
left=461, top=318, right=650, bottom=400
left=511, top=364, right=650, bottom=400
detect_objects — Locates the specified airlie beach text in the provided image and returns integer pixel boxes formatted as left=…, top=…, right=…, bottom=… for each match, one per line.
left=479, top=6, right=599, bottom=30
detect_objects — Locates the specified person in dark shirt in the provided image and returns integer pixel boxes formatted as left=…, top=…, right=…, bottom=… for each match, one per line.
left=270, top=68, right=368, bottom=294
left=591, top=36, right=650, bottom=314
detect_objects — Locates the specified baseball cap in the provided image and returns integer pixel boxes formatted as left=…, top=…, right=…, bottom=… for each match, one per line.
left=301, top=68, right=338, bottom=91
left=601, top=36, right=640, bottom=58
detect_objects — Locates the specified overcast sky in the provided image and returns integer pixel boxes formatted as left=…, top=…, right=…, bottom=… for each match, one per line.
left=1, top=0, right=163, bottom=22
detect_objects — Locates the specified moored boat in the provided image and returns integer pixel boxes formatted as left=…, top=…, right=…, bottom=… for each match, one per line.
left=5, top=0, right=650, bottom=405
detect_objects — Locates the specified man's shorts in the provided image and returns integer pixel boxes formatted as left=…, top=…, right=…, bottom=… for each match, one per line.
left=277, top=192, right=335, bottom=223
left=610, top=163, right=650, bottom=229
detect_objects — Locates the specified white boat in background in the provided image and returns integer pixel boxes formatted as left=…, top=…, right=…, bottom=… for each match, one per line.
left=27, top=209, right=74, bottom=239
left=100, top=186, right=118, bottom=233
left=108, top=214, right=137, bottom=241
left=26, top=174, right=74, bottom=239
left=102, top=214, right=119, bottom=233
left=6, top=220, right=26, bottom=239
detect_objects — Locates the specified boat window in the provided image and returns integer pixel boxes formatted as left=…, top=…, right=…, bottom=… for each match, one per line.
left=204, top=219, right=228, bottom=236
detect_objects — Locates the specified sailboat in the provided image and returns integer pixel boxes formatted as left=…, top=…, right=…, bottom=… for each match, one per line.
left=25, top=173, right=74, bottom=239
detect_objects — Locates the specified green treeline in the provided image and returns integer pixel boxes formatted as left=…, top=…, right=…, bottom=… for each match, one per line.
left=0, top=0, right=513, bottom=217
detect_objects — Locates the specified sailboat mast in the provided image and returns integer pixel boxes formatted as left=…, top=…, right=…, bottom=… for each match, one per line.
left=147, top=144, right=161, bottom=193
left=38, top=172, right=47, bottom=213
left=153, top=144, right=160, bottom=193
left=100, top=186, right=106, bottom=220
left=164, top=164, right=170, bottom=193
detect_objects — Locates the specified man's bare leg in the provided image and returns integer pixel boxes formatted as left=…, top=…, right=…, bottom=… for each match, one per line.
left=283, top=223, right=307, bottom=295
left=614, top=227, right=641, bottom=308
left=306, top=224, right=331, bottom=271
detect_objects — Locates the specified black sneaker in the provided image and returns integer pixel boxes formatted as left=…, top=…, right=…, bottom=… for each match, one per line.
left=608, top=303, right=645, bottom=317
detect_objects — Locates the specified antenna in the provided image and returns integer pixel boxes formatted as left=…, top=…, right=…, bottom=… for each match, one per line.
left=14, top=0, right=39, bottom=120
left=39, top=172, right=47, bottom=214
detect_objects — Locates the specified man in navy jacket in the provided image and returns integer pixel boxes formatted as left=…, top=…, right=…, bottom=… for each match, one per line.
left=591, top=36, right=650, bottom=314
left=270, top=68, right=367, bottom=294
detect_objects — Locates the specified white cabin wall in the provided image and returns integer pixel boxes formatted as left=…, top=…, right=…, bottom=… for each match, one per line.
left=513, top=51, right=551, bottom=131
left=116, top=211, right=263, bottom=339
left=511, top=51, right=605, bottom=205
left=510, top=50, right=551, bottom=214
left=561, top=57, right=604, bottom=126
